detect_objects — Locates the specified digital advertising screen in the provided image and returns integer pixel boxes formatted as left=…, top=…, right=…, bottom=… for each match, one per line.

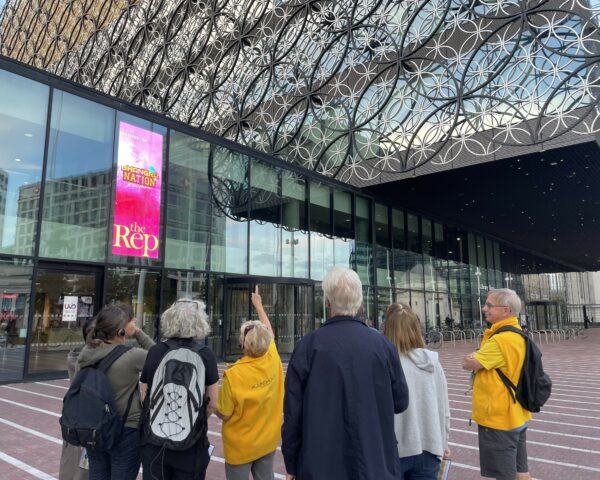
left=112, top=121, right=163, bottom=258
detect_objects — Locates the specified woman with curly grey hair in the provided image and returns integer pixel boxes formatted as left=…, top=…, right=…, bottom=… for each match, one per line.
left=139, top=299, right=219, bottom=480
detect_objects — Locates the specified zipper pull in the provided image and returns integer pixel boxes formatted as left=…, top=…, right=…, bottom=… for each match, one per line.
left=105, top=404, right=110, bottom=413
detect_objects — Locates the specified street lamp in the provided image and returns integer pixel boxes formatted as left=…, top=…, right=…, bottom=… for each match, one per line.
left=475, top=266, right=483, bottom=328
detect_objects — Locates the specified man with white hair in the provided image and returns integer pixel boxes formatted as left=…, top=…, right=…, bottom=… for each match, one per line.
left=463, top=288, right=532, bottom=480
left=282, top=266, right=409, bottom=480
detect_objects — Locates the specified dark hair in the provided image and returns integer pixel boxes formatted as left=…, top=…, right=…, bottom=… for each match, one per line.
left=81, top=320, right=93, bottom=342
left=86, top=305, right=131, bottom=347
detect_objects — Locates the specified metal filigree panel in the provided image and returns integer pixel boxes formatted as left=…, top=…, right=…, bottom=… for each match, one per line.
left=2, top=0, right=600, bottom=185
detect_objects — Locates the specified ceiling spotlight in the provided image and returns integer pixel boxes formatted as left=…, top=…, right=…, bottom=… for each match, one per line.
left=24, top=133, right=33, bottom=138
left=14, top=158, right=21, bottom=162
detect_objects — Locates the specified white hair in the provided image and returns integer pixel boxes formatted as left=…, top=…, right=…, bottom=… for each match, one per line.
left=322, top=266, right=363, bottom=316
left=488, top=288, right=522, bottom=316
left=160, top=298, right=211, bottom=340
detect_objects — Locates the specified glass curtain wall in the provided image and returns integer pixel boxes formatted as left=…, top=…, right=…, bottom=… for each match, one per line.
left=210, top=148, right=249, bottom=274
left=309, top=182, right=333, bottom=280
left=40, top=91, right=114, bottom=261
left=249, top=161, right=282, bottom=277
left=0, top=70, right=48, bottom=256
left=0, top=258, right=33, bottom=382
left=165, top=131, right=211, bottom=270
left=333, top=191, right=353, bottom=270
left=282, top=171, right=308, bottom=278
left=0, top=63, right=589, bottom=375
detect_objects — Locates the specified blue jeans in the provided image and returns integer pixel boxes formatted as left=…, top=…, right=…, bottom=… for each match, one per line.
left=87, top=427, right=141, bottom=480
left=400, top=451, right=441, bottom=480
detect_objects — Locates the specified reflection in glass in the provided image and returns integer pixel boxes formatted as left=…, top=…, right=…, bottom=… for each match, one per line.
left=105, top=267, right=160, bottom=339
left=333, top=237, right=353, bottom=269
left=356, top=197, right=372, bottom=285
left=40, top=91, right=114, bottom=261
left=250, top=161, right=281, bottom=277
left=376, top=288, right=394, bottom=330
left=224, top=282, right=249, bottom=357
left=333, top=191, right=352, bottom=238
left=411, top=291, right=426, bottom=328
left=0, top=70, right=48, bottom=255
left=166, top=131, right=211, bottom=270
left=207, top=275, right=224, bottom=357
left=211, top=148, right=249, bottom=274
left=310, top=232, right=334, bottom=280
left=309, top=182, right=330, bottom=235
left=282, top=171, right=308, bottom=278
left=283, top=229, right=309, bottom=278
left=0, top=258, right=33, bottom=382
left=28, top=269, right=97, bottom=374
left=362, top=286, right=375, bottom=327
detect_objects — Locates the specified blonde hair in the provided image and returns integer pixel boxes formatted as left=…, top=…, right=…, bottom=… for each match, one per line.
left=383, top=303, right=425, bottom=355
left=239, top=320, right=271, bottom=357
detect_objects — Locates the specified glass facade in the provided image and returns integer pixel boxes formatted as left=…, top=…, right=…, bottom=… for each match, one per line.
left=0, top=62, right=593, bottom=382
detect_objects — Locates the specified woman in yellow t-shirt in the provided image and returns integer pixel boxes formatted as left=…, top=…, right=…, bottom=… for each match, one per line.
left=217, top=286, right=284, bottom=480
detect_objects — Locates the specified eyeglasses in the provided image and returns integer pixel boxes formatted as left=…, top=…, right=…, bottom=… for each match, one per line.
left=484, top=302, right=507, bottom=309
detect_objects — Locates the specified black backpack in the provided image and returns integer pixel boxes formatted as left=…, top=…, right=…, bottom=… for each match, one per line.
left=491, top=326, right=552, bottom=413
left=60, top=345, right=135, bottom=451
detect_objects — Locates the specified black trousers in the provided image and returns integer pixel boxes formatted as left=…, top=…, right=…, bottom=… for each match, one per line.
left=141, top=442, right=210, bottom=480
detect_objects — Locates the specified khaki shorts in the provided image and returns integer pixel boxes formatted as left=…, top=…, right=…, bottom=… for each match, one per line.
left=478, top=425, right=528, bottom=480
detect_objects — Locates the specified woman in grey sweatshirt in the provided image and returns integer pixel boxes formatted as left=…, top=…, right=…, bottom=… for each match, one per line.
left=383, top=303, right=451, bottom=480
left=77, top=304, right=155, bottom=480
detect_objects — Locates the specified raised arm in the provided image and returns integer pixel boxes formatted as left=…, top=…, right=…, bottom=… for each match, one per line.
left=251, top=286, right=273, bottom=337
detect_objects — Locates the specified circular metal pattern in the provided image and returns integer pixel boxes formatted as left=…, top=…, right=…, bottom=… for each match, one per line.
left=2, top=0, right=600, bottom=184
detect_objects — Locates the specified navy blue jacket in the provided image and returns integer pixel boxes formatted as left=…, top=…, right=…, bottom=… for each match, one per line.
left=282, top=316, right=409, bottom=480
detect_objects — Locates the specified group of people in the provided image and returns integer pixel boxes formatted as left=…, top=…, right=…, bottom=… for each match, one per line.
left=60, top=266, right=533, bottom=480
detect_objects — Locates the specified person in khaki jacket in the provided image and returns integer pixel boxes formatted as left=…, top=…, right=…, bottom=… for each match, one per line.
left=77, top=304, right=154, bottom=480
left=463, top=289, right=532, bottom=480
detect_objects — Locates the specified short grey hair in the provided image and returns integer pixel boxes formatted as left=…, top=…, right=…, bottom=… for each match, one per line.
left=322, top=266, right=363, bottom=316
left=488, top=289, right=522, bottom=316
left=160, top=299, right=211, bottom=340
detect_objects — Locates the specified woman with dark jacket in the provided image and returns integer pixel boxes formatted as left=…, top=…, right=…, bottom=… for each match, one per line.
left=77, top=304, right=154, bottom=480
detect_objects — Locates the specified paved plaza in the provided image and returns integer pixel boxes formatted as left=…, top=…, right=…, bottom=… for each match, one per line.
left=0, top=329, right=599, bottom=480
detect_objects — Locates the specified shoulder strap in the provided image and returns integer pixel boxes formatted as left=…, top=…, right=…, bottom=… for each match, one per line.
left=164, top=338, right=206, bottom=354
left=491, top=326, right=526, bottom=404
left=95, top=344, right=131, bottom=373
left=491, top=325, right=528, bottom=339
left=190, top=342, right=207, bottom=355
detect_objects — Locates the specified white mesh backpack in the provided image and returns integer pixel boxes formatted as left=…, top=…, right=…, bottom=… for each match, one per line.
left=145, top=339, right=207, bottom=450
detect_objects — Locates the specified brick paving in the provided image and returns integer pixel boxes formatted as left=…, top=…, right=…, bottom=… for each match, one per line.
left=0, top=329, right=599, bottom=480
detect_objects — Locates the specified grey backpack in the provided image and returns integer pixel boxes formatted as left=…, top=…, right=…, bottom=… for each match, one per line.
left=144, top=339, right=207, bottom=450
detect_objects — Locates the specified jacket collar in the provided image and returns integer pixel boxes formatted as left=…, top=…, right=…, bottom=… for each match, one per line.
left=323, top=316, right=365, bottom=327
left=484, top=316, right=519, bottom=340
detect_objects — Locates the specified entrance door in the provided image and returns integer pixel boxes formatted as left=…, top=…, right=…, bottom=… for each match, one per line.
left=222, top=278, right=314, bottom=359
left=27, top=266, right=102, bottom=377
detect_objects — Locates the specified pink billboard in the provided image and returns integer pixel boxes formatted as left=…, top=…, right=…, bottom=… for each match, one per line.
left=112, top=121, right=163, bottom=258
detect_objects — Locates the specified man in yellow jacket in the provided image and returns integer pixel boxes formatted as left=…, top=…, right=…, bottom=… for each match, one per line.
left=463, top=288, right=532, bottom=480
